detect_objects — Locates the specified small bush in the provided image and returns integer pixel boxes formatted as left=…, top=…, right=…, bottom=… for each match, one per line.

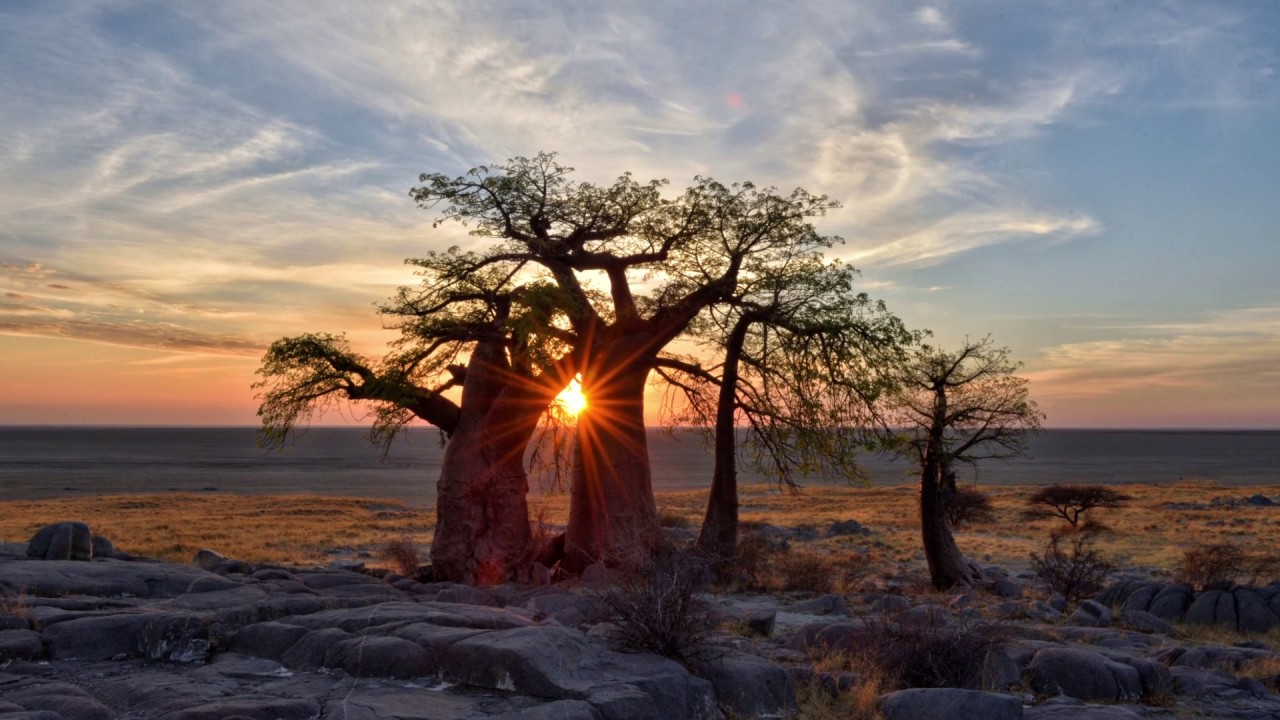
left=814, top=608, right=1009, bottom=691
left=657, top=509, right=692, bottom=530
left=1178, top=543, right=1280, bottom=591
left=944, top=487, right=997, bottom=527
left=1022, top=484, right=1132, bottom=528
left=716, top=531, right=879, bottom=595
left=716, top=531, right=784, bottom=591
left=776, top=550, right=837, bottom=593
left=1030, top=533, right=1115, bottom=603
left=876, top=612, right=1008, bottom=689
left=598, top=551, right=715, bottom=666
left=839, top=550, right=883, bottom=594
left=1178, top=543, right=1244, bottom=591
left=380, top=538, right=420, bottom=577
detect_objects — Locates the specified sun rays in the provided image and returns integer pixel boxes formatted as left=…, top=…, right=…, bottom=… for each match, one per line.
left=554, top=377, right=588, bottom=418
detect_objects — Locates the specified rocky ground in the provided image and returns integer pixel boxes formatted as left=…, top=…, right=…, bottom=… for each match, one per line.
left=2, top=522, right=1280, bottom=720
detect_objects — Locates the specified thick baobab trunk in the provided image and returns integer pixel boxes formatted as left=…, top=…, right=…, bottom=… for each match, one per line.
left=562, top=338, right=659, bottom=573
left=431, top=343, right=542, bottom=585
left=919, top=452, right=978, bottom=590
left=697, top=316, right=751, bottom=563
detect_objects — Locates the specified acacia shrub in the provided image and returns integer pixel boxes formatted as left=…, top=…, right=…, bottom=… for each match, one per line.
left=1023, top=484, right=1132, bottom=529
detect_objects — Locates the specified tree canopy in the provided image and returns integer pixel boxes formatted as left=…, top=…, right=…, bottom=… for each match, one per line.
left=410, top=153, right=865, bottom=570
left=886, top=336, right=1044, bottom=472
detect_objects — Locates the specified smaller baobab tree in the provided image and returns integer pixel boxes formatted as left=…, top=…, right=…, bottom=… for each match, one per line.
left=884, top=336, right=1044, bottom=590
left=674, top=259, right=910, bottom=565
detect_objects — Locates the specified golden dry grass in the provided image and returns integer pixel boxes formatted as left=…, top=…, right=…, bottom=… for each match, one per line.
left=793, top=680, right=883, bottom=720
left=646, top=481, right=1280, bottom=576
left=1237, top=654, right=1280, bottom=690
left=1174, top=623, right=1280, bottom=648
left=0, top=481, right=1276, bottom=576
left=0, top=494, right=435, bottom=566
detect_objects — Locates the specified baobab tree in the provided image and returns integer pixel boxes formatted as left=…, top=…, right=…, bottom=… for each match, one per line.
left=411, top=154, right=846, bottom=572
left=884, top=336, right=1043, bottom=590
left=261, top=152, right=894, bottom=579
left=255, top=249, right=577, bottom=585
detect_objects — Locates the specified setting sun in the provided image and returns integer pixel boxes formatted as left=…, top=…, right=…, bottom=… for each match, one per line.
left=555, top=378, right=588, bottom=418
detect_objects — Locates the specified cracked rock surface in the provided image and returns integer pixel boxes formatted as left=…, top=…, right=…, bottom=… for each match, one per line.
left=0, top=542, right=715, bottom=720
left=5, top=536, right=1280, bottom=720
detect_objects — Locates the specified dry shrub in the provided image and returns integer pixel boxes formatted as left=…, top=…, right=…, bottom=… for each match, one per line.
left=866, top=612, right=1008, bottom=690
left=944, top=487, right=997, bottom=527
left=658, top=508, right=692, bottom=530
left=1030, top=533, right=1115, bottom=603
left=839, top=550, right=883, bottom=594
left=718, top=533, right=880, bottom=595
left=380, top=538, right=421, bottom=577
left=598, top=551, right=715, bottom=666
left=713, top=532, right=782, bottom=591
left=1177, top=543, right=1280, bottom=591
left=777, top=550, right=837, bottom=593
left=794, top=679, right=883, bottom=720
left=814, top=609, right=1009, bottom=692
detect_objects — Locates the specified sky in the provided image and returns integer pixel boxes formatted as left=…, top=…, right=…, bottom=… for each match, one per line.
left=1, top=1, right=1278, bottom=428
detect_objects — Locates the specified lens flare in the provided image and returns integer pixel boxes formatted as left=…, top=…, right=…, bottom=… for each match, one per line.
left=556, top=378, right=588, bottom=417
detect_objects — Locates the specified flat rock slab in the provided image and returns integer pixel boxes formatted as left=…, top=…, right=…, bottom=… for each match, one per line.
left=275, top=601, right=533, bottom=633
left=0, top=631, right=41, bottom=662
left=0, top=559, right=218, bottom=598
left=0, top=552, right=722, bottom=720
left=1025, top=705, right=1144, bottom=719
left=881, top=689, right=1022, bottom=720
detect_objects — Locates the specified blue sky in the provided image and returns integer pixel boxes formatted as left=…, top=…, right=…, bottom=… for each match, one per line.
left=1, top=1, right=1277, bottom=427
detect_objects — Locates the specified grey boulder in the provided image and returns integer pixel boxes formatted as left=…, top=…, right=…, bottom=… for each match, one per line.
left=693, top=651, right=796, bottom=719
left=1118, top=609, right=1174, bottom=635
left=25, top=522, right=93, bottom=561
left=1069, top=600, right=1111, bottom=627
left=1024, top=648, right=1142, bottom=701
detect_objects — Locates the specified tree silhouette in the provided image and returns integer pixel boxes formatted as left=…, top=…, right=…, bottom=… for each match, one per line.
left=1022, top=485, right=1131, bottom=529
left=883, top=337, right=1043, bottom=590
left=255, top=249, right=577, bottom=584
left=412, top=154, right=847, bottom=571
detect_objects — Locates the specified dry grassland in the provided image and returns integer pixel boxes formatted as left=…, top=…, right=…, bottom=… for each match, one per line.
left=0, top=481, right=1276, bottom=576
left=0, top=494, right=435, bottom=566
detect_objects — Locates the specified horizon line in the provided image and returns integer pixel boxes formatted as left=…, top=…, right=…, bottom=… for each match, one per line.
left=2, top=424, right=1279, bottom=432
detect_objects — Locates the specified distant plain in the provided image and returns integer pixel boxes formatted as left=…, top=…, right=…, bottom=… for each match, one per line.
left=2, top=427, right=1277, bottom=504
